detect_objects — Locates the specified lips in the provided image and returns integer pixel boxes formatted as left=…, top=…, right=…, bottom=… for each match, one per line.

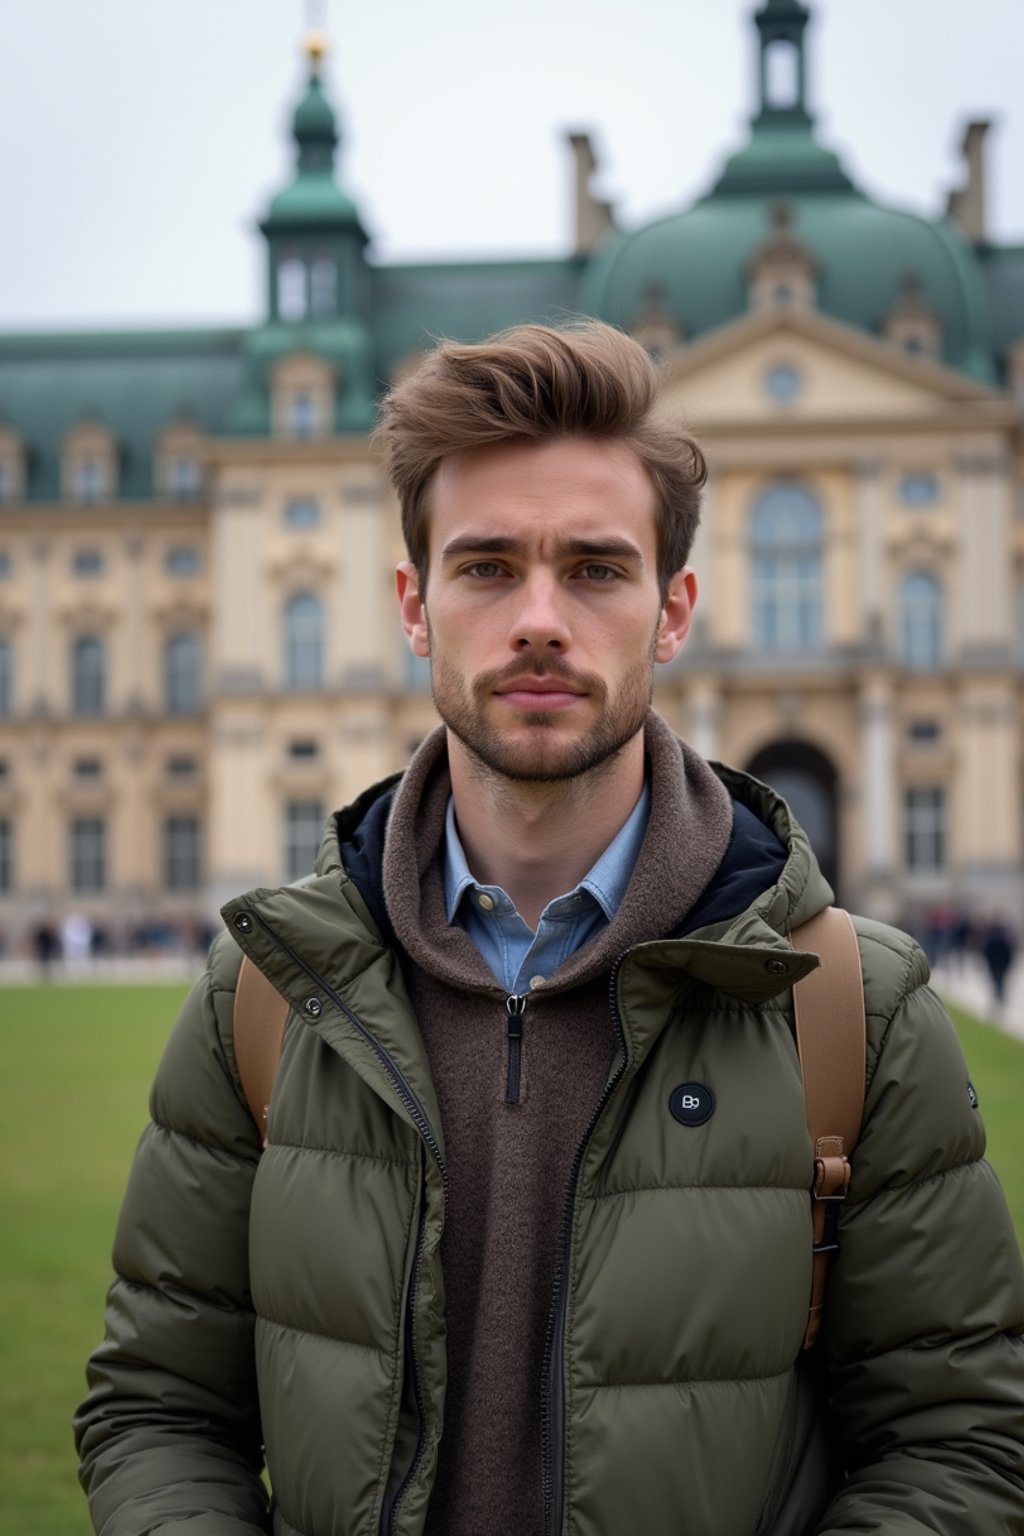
left=495, top=676, right=587, bottom=711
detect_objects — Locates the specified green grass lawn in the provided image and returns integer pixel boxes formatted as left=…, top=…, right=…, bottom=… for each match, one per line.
left=1, top=983, right=1022, bottom=1535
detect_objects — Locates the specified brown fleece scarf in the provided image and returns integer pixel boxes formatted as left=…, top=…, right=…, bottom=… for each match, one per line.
left=382, top=710, right=733, bottom=1536
left=384, top=709, right=734, bottom=995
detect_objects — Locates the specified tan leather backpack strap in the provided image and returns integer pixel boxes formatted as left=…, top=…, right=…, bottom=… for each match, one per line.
left=789, top=907, right=866, bottom=1350
left=233, top=955, right=290, bottom=1148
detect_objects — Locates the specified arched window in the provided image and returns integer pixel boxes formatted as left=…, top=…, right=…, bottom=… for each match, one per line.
left=750, top=482, right=824, bottom=651
left=277, top=256, right=307, bottom=322
left=72, top=635, right=105, bottom=715
left=899, top=571, right=944, bottom=668
left=283, top=593, right=324, bottom=689
left=0, top=636, right=11, bottom=716
left=165, top=632, right=202, bottom=714
left=310, top=255, right=337, bottom=318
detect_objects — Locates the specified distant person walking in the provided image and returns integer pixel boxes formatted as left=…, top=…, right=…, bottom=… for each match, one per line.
left=32, top=921, right=60, bottom=980
left=981, top=918, right=1017, bottom=1011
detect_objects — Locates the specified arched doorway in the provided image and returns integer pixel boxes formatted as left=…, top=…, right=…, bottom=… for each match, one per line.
left=745, top=740, right=840, bottom=898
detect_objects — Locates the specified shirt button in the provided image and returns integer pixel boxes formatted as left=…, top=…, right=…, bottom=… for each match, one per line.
left=477, top=892, right=495, bottom=912
left=530, top=975, right=545, bottom=990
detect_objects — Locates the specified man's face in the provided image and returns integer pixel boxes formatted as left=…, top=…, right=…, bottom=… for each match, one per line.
left=397, top=437, right=696, bottom=784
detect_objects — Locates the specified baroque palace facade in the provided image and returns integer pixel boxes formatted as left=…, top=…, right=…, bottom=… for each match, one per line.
left=1, top=0, right=1023, bottom=947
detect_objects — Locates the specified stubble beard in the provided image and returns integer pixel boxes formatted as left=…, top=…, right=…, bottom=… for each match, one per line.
left=428, top=639, right=658, bottom=787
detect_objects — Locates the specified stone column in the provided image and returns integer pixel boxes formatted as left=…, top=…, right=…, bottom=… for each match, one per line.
left=30, top=539, right=50, bottom=714
left=958, top=454, right=1011, bottom=657
left=685, top=679, right=722, bottom=762
left=123, top=535, right=144, bottom=712
left=858, top=676, right=899, bottom=920
left=212, top=487, right=263, bottom=692
left=690, top=472, right=715, bottom=648
left=855, top=458, right=883, bottom=650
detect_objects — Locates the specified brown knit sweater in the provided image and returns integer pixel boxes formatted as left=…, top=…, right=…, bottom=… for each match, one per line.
left=382, top=711, right=733, bottom=1535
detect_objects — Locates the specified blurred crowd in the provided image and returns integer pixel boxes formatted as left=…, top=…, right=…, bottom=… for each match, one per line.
left=905, top=903, right=1019, bottom=1009
left=18, top=913, right=219, bottom=978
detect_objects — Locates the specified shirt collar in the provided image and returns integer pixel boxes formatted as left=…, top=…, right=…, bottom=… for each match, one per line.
left=443, top=782, right=651, bottom=925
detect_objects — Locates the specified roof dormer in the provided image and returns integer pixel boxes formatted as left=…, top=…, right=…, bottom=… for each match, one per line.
left=0, top=423, right=26, bottom=505
left=883, top=272, right=942, bottom=361
left=629, top=282, right=683, bottom=362
left=62, top=418, right=118, bottom=505
left=270, top=352, right=335, bottom=440
left=156, top=415, right=207, bottom=502
left=746, top=201, right=817, bottom=311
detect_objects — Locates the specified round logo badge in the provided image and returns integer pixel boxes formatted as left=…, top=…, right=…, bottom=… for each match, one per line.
left=669, top=1082, right=716, bottom=1127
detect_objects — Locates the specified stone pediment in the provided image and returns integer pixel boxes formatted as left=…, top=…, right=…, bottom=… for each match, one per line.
left=657, top=306, right=1001, bottom=428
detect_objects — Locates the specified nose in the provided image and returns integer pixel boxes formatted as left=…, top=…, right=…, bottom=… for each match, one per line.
left=507, top=570, right=571, bottom=654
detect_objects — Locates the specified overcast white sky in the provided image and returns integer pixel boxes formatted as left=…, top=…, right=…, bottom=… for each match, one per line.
left=2, top=0, right=1021, bottom=331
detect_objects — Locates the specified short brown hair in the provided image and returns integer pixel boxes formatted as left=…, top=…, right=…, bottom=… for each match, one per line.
left=375, top=320, right=706, bottom=598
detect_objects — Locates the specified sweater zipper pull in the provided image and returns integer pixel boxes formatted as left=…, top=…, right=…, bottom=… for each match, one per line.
left=505, top=994, right=528, bottom=1105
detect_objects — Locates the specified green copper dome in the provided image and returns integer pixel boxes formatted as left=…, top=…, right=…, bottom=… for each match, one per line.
left=292, top=74, right=337, bottom=147
left=261, top=48, right=366, bottom=236
left=580, top=0, right=994, bottom=381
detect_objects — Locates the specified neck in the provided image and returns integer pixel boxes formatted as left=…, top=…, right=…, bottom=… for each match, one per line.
left=447, top=728, right=646, bottom=929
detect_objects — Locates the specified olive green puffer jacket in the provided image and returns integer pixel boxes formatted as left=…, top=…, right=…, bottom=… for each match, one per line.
left=76, top=767, right=1024, bottom=1536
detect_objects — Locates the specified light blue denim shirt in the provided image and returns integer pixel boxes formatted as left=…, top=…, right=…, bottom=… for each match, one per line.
left=443, top=783, right=651, bottom=996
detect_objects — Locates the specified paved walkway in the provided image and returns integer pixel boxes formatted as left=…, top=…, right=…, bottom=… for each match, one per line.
left=931, top=955, right=1024, bottom=1044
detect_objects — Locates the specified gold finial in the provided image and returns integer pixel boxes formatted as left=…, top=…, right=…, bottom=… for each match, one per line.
left=304, top=28, right=328, bottom=70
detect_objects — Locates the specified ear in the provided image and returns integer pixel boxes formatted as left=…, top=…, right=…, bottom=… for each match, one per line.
left=396, top=561, right=430, bottom=658
left=655, top=566, right=697, bottom=664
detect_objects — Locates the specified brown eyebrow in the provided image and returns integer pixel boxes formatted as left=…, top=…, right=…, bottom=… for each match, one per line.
left=439, top=535, right=645, bottom=565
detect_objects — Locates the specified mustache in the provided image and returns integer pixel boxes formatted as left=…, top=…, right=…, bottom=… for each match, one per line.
left=474, top=656, right=607, bottom=695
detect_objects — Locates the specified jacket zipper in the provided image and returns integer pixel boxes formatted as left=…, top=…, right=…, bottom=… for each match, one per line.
left=505, top=994, right=528, bottom=1104
left=238, top=907, right=447, bottom=1536
left=540, top=957, right=630, bottom=1536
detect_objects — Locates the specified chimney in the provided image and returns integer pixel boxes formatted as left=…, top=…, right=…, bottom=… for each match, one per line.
left=947, top=119, right=991, bottom=244
left=567, top=132, right=616, bottom=255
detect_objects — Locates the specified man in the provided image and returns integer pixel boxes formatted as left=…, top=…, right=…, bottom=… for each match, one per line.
left=76, top=322, right=1024, bottom=1535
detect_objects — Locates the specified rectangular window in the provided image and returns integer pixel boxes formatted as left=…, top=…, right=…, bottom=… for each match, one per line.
left=72, top=548, right=105, bottom=576
left=73, top=757, right=103, bottom=779
left=904, top=787, right=945, bottom=872
left=74, top=460, right=104, bottom=504
left=0, top=462, right=11, bottom=503
left=164, top=815, right=200, bottom=891
left=0, top=551, right=10, bottom=579
left=165, top=545, right=201, bottom=576
left=907, top=720, right=941, bottom=744
left=0, top=818, right=11, bottom=892
left=284, top=498, right=321, bottom=528
left=71, top=817, right=106, bottom=893
left=284, top=800, right=324, bottom=882
left=288, top=739, right=319, bottom=759
left=166, top=754, right=197, bottom=779
left=168, top=456, right=201, bottom=500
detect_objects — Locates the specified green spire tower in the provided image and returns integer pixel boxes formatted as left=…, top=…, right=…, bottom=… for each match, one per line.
left=259, top=30, right=370, bottom=326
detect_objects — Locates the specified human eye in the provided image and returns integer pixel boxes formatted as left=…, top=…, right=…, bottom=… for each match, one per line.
left=576, top=562, right=620, bottom=582
left=462, top=560, right=506, bottom=580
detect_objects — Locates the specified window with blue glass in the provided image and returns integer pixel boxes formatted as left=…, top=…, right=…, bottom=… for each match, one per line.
left=72, top=548, right=104, bottom=576
left=72, top=635, right=105, bottom=715
left=283, top=593, right=324, bottom=689
left=284, top=498, right=321, bottom=528
left=285, top=800, right=324, bottom=882
left=0, top=551, right=10, bottom=579
left=898, top=571, right=944, bottom=668
left=750, top=482, right=824, bottom=651
left=900, top=473, right=939, bottom=507
left=165, top=632, right=202, bottom=714
left=165, top=545, right=201, bottom=576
